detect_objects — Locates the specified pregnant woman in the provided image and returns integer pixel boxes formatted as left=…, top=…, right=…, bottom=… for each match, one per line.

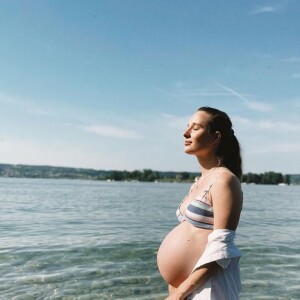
left=157, top=107, right=243, bottom=300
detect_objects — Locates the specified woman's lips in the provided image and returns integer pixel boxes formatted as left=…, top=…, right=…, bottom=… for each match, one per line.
left=184, top=141, right=192, bottom=146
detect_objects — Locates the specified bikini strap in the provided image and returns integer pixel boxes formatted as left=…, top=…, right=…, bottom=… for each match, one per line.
left=201, top=174, right=221, bottom=205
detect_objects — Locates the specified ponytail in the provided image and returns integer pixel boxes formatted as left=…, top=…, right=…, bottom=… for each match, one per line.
left=198, top=107, right=243, bottom=180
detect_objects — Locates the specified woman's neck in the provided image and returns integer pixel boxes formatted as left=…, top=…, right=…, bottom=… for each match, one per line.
left=197, top=156, right=221, bottom=176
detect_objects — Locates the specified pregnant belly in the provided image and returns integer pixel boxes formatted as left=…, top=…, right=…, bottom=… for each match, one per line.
left=157, top=221, right=211, bottom=287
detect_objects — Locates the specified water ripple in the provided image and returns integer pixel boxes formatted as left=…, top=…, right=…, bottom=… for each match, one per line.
left=0, top=179, right=300, bottom=299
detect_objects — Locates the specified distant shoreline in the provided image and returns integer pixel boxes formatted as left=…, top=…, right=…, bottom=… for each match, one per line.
left=1, top=163, right=299, bottom=185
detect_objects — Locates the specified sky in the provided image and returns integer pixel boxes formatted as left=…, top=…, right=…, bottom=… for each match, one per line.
left=1, top=0, right=300, bottom=174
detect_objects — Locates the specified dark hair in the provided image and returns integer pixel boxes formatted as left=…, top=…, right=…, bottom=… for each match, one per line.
left=198, top=106, right=242, bottom=180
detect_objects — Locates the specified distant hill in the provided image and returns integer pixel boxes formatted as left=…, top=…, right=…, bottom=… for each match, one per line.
left=0, top=163, right=108, bottom=180
left=0, top=163, right=198, bottom=182
left=0, top=163, right=299, bottom=184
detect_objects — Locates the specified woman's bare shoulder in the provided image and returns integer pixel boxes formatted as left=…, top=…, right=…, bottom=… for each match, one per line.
left=211, top=168, right=242, bottom=199
left=215, top=168, right=240, bottom=184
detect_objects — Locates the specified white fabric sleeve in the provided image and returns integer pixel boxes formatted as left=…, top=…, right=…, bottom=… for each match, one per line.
left=192, top=229, right=241, bottom=272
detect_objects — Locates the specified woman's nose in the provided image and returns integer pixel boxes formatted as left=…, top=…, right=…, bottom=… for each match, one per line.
left=183, top=129, right=190, bottom=139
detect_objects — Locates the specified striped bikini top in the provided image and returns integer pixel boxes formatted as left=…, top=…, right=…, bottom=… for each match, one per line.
left=176, top=178, right=217, bottom=229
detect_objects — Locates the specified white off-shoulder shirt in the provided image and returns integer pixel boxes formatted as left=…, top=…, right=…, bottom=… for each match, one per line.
left=187, top=229, right=242, bottom=300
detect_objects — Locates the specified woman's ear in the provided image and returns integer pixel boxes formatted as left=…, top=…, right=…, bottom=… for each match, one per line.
left=212, top=131, right=221, bottom=145
left=215, top=131, right=221, bottom=140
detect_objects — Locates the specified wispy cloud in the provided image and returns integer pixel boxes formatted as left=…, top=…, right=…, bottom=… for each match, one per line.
left=233, top=116, right=300, bottom=133
left=173, top=89, right=230, bottom=97
left=280, top=56, right=300, bottom=63
left=257, top=120, right=299, bottom=132
left=0, top=91, right=52, bottom=116
left=252, top=53, right=273, bottom=59
left=278, top=56, right=300, bottom=79
left=248, top=142, right=300, bottom=154
left=162, top=113, right=189, bottom=129
left=154, top=87, right=183, bottom=100
left=83, top=125, right=143, bottom=140
left=154, top=87, right=231, bottom=101
left=249, top=4, right=282, bottom=15
left=217, top=83, right=273, bottom=112
left=0, top=92, right=21, bottom=105
left=156, top=84, right=268, bottom=113
left=292, top=72, right=300, bottom=79
left=26, top=108, right=50, bottom=115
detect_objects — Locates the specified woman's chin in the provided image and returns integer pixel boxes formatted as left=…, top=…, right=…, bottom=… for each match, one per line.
left=184, top=147, right=194, bottom=154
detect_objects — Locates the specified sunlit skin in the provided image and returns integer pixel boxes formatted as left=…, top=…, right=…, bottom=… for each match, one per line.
left=183, top=111, right=220, bottom=168
left=157, top=111, right=243, bottom=300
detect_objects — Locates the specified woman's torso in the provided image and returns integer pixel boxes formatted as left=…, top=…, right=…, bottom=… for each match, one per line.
left=157, top=175, right=218, bottom=287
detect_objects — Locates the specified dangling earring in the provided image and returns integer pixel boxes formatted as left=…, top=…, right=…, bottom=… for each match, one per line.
left=217, top=157, right=221, bottom=167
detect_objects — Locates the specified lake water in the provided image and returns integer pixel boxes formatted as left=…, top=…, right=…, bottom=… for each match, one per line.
left=1, top=178, right=299, bottom=299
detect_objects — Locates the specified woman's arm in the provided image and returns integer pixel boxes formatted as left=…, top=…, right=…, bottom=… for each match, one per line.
left=211, top=172, right=242, bottom=230
left=165, top=262, right=219, bottom=300
left=168, top=284, right=177, bottom=295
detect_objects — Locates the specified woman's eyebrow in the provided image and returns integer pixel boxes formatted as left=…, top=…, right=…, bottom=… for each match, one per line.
left=187, top=122, right=202, bottom=127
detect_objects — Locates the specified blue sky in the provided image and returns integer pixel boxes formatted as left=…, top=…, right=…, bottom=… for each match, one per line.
left=1, top=0, right=300, bottom=174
